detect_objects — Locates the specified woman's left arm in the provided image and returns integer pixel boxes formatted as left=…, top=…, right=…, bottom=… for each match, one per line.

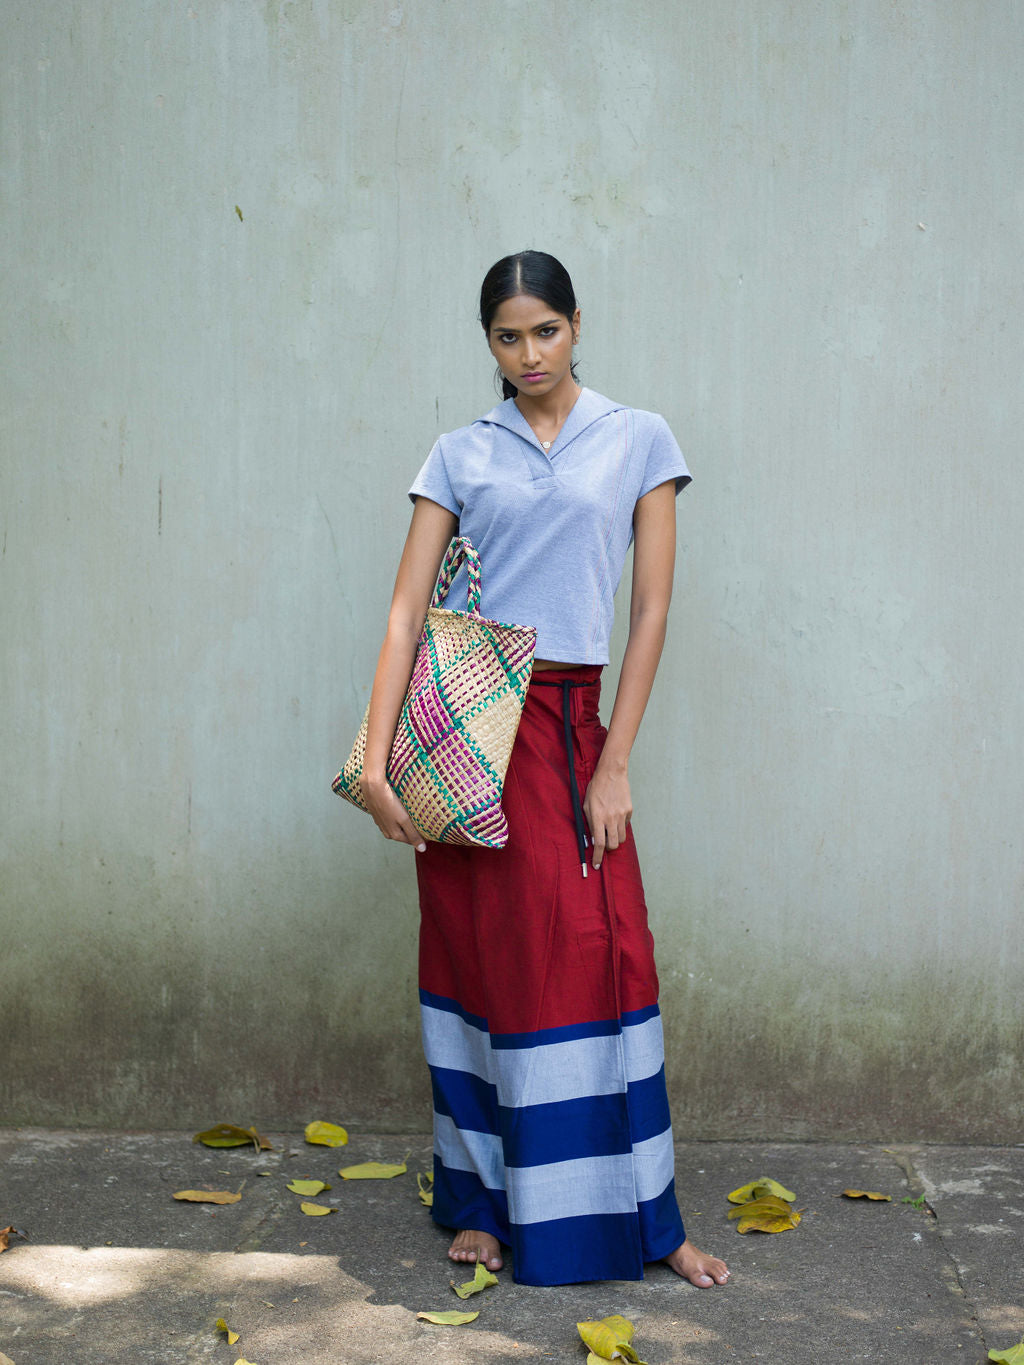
left=583, top=479, right=677, bottom=871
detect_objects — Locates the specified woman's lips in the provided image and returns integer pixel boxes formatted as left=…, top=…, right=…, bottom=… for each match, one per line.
left=521, top=372, right=546, bottom=382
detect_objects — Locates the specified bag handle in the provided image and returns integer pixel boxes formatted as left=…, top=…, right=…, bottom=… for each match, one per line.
left=431, top=536, right=482, bottom=613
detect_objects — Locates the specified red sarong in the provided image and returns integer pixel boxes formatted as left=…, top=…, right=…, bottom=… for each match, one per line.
left=416, top=666, right=685, bottom=1285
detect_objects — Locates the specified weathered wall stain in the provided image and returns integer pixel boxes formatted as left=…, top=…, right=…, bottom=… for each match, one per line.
left=2, top=0, right=1022, bottom=1137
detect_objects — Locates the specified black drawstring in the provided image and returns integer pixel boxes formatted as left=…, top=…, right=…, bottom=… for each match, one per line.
left=532, top=677, right=599, bottom=878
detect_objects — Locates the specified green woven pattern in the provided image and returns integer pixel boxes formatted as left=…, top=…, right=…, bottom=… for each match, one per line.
left=333, top=538, right=537, bottom=848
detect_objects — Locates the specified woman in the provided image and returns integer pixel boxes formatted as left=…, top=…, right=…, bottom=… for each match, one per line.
left=360, top=251, right=729, bottom=1290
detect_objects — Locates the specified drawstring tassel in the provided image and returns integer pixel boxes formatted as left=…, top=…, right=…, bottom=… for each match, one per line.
left=533, top=677, right=597, bottom=879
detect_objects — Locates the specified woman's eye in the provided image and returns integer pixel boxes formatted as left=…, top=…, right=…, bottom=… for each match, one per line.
left=498, top=334, right=517, bottom=345
left=538, top=327, right=556, bottom=337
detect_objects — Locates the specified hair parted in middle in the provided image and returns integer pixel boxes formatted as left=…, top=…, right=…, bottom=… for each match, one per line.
left=479, top=250, right=579, bottom=399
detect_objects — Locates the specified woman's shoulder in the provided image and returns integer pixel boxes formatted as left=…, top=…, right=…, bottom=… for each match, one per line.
left=580, top=390, right=679, bottom=447
left=433, top=396, right=518, bottom=450
left=575, top=387, right=672, bottom=423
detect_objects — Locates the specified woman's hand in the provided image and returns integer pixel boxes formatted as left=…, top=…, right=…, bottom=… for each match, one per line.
left=361, top=772, right=427, bottom=852
left=583, top=759, right=633, bottom=872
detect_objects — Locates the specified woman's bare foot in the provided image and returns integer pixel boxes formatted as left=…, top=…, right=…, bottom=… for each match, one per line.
left=664, top=1239, right=730, bottom=1287
left=448, top=1229, right=503, bottom=1272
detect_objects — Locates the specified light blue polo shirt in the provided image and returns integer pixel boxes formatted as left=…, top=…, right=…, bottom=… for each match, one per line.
left=408, top=387, right=691, bottom=664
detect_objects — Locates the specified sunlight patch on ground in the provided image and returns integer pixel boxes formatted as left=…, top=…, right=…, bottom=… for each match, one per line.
left=0, top=1246, right=575, bottom=1363
left=0, top=1246, right=359, bottom=1308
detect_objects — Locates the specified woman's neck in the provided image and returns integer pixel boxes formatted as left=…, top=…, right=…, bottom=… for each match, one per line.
left=513, top=378, right=582, bottom=428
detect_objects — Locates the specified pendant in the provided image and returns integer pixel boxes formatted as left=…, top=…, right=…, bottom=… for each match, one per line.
left=541, top=440, right=551, bottom=450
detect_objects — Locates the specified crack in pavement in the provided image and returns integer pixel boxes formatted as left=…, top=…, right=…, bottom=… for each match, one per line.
left=886, top=1145, right=989, bottom=1354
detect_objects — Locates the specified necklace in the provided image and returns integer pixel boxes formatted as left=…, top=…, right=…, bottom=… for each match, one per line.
left=541, top=439, right=552, bottom=450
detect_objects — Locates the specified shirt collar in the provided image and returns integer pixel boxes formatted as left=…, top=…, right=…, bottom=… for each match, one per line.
left=477, top=387, right=625, bottom=458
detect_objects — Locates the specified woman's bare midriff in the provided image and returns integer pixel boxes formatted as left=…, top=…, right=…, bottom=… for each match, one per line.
left=532, top=659, right=584, bottom=671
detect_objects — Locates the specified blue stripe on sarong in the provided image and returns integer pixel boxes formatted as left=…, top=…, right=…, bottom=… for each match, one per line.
left=489, top=1001, right=662, bottom=1050
left=431, top=1066, right=499, bottom=1135
left=430, top=1063, right=671, bottom=1169
left=432, top=1158, right=684, bottom=1285
left=422, top=988, right=685, bottom=1284
left=421, top=996, right=669, bottom=1106
left=419, top=987, right=488, bottom=1032
left=503, top=1209, right=645, bottom=1286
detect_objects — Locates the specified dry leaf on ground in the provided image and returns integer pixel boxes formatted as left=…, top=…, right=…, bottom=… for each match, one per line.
left=0, top=1226, right=29, bottom=1254
left=450, top=1261, right=498, bottom=1299
left=300, top=1202, right=335, bottom=1216
left=842, top=1189, right=892, bottom=1201
left=417, top=1310, right=480, bottom=1325
left=304, top=1121, right=349, bottom=1147
left=577, top=1314, right=647, bottom=1363
left=339, top=1158, right=407, bottom=1180
left=215, top=1319, right=240, bottom=1345
left=735, top=1207, right=802, bottom=1233
left=0, top=1351, right=16, bottom=1364
left=417, top=1172, right=434, bottom=1206
left=726, top=1195, right=793, bottom=1221
left=173, top=1188, right=243, bottom=1205
left=193, top=1124, right=271, bottom=1151
left=287, top=1179, right=331, bottom=1196
left=727, top=1178, right=796, bottom=1205
left=726, top=1191, right=801, bottom=1234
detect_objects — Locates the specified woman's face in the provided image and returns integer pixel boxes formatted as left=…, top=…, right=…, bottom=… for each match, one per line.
left=486, top=293, right=580, bottom=401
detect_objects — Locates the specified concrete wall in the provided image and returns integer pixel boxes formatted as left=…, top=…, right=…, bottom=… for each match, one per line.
left=2, top=1, right=1021, bottom=1139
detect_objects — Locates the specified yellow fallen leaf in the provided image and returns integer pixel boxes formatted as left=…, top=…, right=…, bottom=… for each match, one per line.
left=842, top=1189, right=892, bottom=1201
left=233, top=1359, right=258, bottom=1365
left=417, top=1310, right=480, bottom=1325
left=990, top=1340, right=1024, bottom=1364
left=304, top=1121, right=349, bottom=1148
left=215, top=1318, right=240, bottom=1345
left=0, top=1353, right=17, bottom=1365
left=173, top=1188, right=242, bottom=1205
left=726, top=1194, right=794, bottom=1220
left=287, top=1179, right=331, bottom=1196
left=339, top=1159, right=407, bottom=1180
left=193, top=1124, right=271, bottom=1151
left=300, top=1202, right=336, bottom=1216
left=0, top=1226, right=29, bottom=1253
left=577, top=1315, right=647, bottom=1363
left=727, top=1177, right=796, bottom=1205
left=417, top=1172, right=434, bottom=1206
left=450, top=1261, right=498, bottom=1299
left=735, top=1206, right=802, bottom=1234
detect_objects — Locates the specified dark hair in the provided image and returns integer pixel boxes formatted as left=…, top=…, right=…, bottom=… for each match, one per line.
left=479, top=251, right=579, bottom=400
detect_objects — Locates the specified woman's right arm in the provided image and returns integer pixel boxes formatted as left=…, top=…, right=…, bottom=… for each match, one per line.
left=360, top=496, right=459, bottom=848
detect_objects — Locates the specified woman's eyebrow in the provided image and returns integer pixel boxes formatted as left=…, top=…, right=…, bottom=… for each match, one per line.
left=491, top=318, right=562, bottom=334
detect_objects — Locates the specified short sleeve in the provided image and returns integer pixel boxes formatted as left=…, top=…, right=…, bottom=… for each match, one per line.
left=637, top=413, right=692, bottom=499
left=408, top=438, right=461, bottom=515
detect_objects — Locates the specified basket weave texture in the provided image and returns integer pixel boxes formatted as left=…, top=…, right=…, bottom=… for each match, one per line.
left=332, top=537, right=537, bottom=848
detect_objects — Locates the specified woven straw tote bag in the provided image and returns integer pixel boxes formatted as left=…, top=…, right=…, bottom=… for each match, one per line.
left=332, top=536, right=537, bottom=849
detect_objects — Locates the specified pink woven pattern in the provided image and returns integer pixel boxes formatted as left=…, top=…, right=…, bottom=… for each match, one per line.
left=333, top=538, right=537, bottom=849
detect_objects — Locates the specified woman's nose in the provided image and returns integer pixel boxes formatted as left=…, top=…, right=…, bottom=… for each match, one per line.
left=522, top=336, right=541, bottom=365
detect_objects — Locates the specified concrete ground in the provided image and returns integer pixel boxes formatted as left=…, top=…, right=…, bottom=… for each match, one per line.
left=1, top=1131, right=1022, bottom=1364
